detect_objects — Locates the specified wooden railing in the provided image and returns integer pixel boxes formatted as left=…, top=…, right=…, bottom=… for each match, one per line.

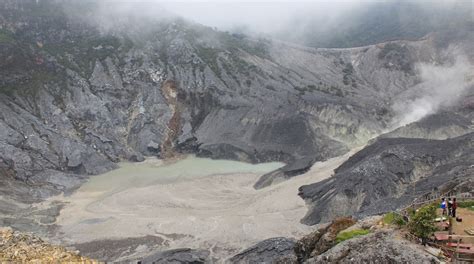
left=398, top=191, right=474, bottom=219
left=426, top=240, right=474, bottom=263
left=398, top=191, right=474, bottom=262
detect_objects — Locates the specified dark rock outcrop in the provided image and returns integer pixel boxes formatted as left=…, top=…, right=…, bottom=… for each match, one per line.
left=233, top=214, right=443, bottom=264
left=254, top=157, right=316, bottom=189
left=230, top=218, right=357, bottom=264
left=299, top=132, right=474, bottom=225
left=230, top=237, right=297, bottom=264
left=139, top=248, right=211, bottom=264
left=381, top=109, right=473, bottom=140
left=71, top=235, right=169, bottom=262
left=294, top=217, right=356, bottom=262
left=307, top=231, right=439, bottom=264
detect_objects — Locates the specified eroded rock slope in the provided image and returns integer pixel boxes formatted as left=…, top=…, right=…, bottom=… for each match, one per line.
left=299, top=132, right=474, bottom=225
left=0, top=0, right=472, bottom=233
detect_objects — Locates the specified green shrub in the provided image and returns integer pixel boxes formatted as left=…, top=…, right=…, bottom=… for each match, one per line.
left=458, top=200, right=474, bottom=211
left=408, top=205, right=437, bottom=240
left=383, top=212, right=406, bottom=226
left=458, top=200, right=474, bottom=208
left=406, top=207, right=416, bottom=218
left=335, top=229, right=370, bottom=244
left=195, top=46, right=222, bottom=77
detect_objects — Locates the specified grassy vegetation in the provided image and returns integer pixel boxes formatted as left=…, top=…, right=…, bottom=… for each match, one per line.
left=294, top=85, right=315, bottom=95
left=1, top=70, right=66, bottom=98
left=158, top=20, right=268, bottom=80
left=341, top=62, right=358, bottom=88
left=177, top=18, right=269, bottom=59
left=43, top=35, right=125, bottom=78
left=220, top=33, right=270, bottom=59
left=458, top=200, right=474, bottom=211
left=335, top=229, right=370, bottom=244
left=342, top=63, right=354, bottom=85
left=383, top=212, right=406, bottom=226
left=0, top=30, right=14, bottom=44
left=195, top=46, right=222, bottom=77
left=377, top=43, right=413, bottom=74
left=378, top=43, right=407, bottom=59
left=195, top=43, right=262, bottom=83
left=294, top=84, right=344, bottom=97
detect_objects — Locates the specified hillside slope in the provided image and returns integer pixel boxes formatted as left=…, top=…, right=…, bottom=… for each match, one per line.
left=0, top=0, right=472, bottom=234
left=299, top=132, right=474, bottom=225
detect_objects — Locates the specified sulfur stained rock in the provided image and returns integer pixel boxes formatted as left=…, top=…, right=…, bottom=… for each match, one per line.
left=0, top=227, right=98, bottom=263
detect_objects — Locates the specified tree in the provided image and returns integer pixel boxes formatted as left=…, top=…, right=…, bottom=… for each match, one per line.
left=408, top=205, right=437, bottom=244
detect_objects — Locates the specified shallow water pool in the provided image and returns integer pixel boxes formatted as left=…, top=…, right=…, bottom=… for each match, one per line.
left=78, top=155, right=284, bottom=194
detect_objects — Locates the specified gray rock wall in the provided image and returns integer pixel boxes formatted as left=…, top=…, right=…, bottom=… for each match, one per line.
left=299, top=132, right=474, bottom=225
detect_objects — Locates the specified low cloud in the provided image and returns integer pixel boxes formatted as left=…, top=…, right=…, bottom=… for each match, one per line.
left=57, top=0, right=471, bottom=48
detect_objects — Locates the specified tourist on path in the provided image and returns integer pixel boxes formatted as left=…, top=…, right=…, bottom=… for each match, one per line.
left=440, top=198, right=447, bottom=216
left=452, top=198, right=457, bottom=218
left=448, top=198, right=453, bottom=216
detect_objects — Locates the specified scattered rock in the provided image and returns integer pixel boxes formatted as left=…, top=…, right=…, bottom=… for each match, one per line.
left=147, top=141, right=161, bottom=154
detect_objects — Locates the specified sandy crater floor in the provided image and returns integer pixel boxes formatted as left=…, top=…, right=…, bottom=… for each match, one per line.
left=47, top=151, right=356, bottom=259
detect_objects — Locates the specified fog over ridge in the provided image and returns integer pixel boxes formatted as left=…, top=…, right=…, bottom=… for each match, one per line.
left=56, top=0, right=472, bottom=48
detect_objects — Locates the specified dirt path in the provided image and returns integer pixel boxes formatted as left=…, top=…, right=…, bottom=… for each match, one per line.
left=453, top=208, right=474, bottom=244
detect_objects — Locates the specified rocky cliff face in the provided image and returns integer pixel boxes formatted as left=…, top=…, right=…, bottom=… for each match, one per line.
left=306, top=230, right=439, bottom=264
left=299, top=132, right=474, bottom=225
left=0, top=0, right=472, bottom=234
left=381, top=108, right=473, bottom=140
left=231, top=216, right=440, bottom=264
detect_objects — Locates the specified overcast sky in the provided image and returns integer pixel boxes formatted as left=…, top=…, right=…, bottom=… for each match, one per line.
left=101, top=0, right=467, bottom=35
left=86, top=0, right=471, bottom=43
left=160, top=1, right=365, bottom=34
left=93, top=0, right=386, bottom=33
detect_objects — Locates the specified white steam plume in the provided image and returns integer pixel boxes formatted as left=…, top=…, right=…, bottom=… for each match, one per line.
left=392, top=55, right=474, bottom=127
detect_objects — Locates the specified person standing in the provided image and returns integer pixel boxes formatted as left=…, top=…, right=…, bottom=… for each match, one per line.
left=448, top=198, right=453, bottom=216
left=440, top=198, right=447, bottom=216
left=452, top=198, right=457, bottom=218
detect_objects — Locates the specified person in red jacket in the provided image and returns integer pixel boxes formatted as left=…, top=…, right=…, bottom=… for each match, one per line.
left=448, top=198, right=453, bottom=216
left=452, top=197, right=457, bottom=218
